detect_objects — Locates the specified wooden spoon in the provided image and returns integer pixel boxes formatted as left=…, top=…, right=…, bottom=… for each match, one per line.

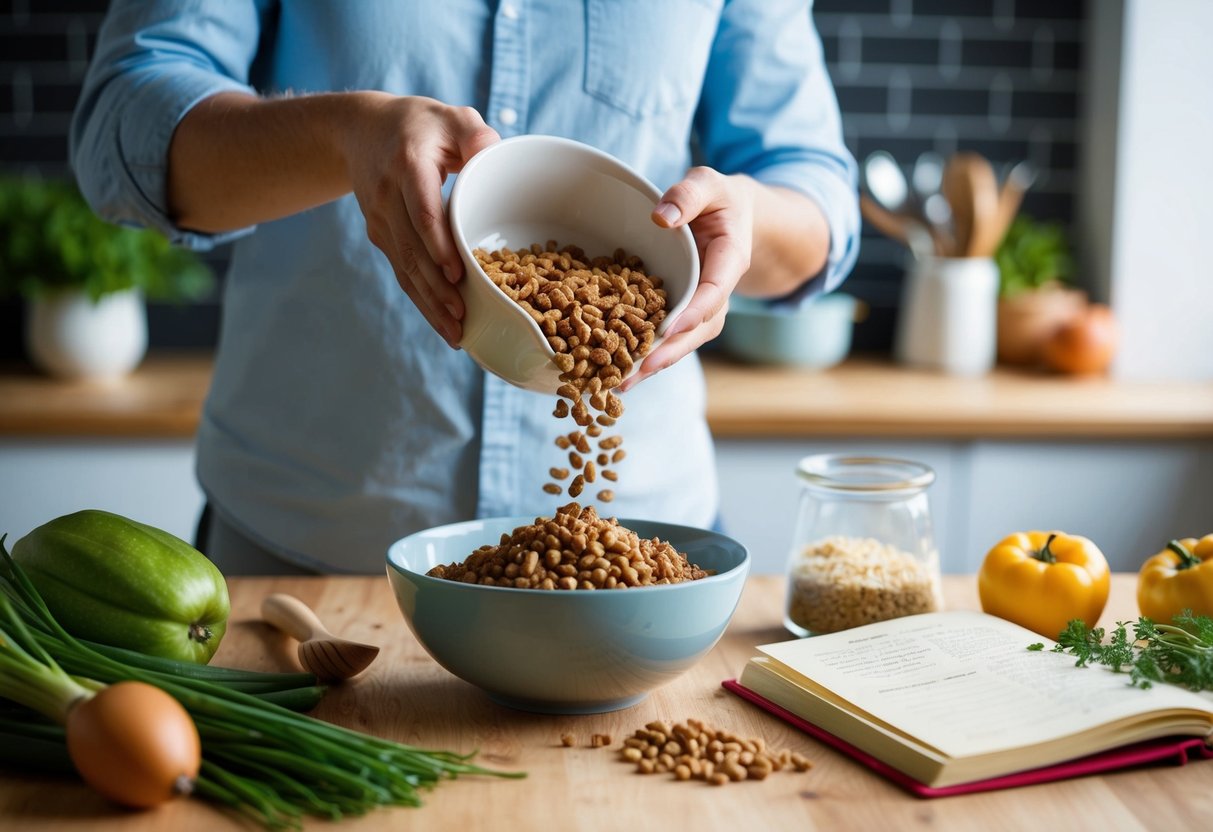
left=261, top=593, right=380, bottom=681
left=942, top=152, right=1000, bottom=257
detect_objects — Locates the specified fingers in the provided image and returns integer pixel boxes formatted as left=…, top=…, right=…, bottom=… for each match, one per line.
left=618, top=284, right=728, bottom=392
left=380, top=200, right=464, bottom=348
left=666, top=234, right=749, bottom=337
left=404, top=107, right=498, bottom=285
left=399, top=161, right=464, bottom=285
left=623, top=188, right=752, bottom=391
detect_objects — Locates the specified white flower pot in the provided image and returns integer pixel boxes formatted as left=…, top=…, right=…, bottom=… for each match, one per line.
left=25, top=288, right=148, bottom=380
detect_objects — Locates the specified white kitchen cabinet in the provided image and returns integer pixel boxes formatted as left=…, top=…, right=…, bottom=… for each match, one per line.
left=0, top=440, right=204, bottom=544
left=716, top=438, right=1213, bottom=575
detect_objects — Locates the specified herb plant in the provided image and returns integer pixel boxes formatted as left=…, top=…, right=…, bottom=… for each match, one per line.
left=995, top=215, right=1074, bottom=298
left=0, top=176, right=212, bottom=302
left=1028, top=611, right=1213, bottom=692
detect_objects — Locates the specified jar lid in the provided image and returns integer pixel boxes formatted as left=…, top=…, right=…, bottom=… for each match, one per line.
left=796, top=454, right=935, bottom=493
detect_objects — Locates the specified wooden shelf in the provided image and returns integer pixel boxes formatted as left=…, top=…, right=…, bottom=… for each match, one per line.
left=704, top=356, right=1213, bottom=439
left=2, top=352, right=1211, bottom=440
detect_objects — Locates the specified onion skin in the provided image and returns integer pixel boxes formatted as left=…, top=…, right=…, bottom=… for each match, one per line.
left=1042, top=303, right=1118, bottom=375
left=66, top=681, right=201, bottom=808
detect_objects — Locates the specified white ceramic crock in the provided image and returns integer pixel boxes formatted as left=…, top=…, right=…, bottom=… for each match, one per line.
left=25, top=287, right=148, bottom=381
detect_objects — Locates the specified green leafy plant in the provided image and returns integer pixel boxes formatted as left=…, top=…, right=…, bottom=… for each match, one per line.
left=1027, top=610, right=1213, bottom=692
left=0, top=176, right=212, bottom=303
left=995, top=215, right=1073, bottom=298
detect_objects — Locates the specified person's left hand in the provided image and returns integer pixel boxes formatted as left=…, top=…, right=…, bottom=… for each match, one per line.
left=619, top=167, right=754, bottom=392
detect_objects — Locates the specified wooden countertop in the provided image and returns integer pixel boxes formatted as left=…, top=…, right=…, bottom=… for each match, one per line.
left=2, top=574, right=1208, bottom=830
left=2, top=352, right=1212, bottom=439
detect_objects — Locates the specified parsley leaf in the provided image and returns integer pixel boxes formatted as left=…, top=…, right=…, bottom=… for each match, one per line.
left=1035, top=611, right=1213, bottom=692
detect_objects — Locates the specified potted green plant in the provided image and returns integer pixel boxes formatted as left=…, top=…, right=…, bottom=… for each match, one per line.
left=994, top=215, right=1085, bottom=366
left=0, top=176, right=211, bottom=380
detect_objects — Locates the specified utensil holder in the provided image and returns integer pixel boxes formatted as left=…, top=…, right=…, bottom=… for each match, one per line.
left=894, top=256, right=998, bottom=376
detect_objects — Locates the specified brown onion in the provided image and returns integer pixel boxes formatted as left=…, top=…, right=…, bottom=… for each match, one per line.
left=66, top=681, right=201, bottom=808
left=1043, top=303, right=1118, bottom=375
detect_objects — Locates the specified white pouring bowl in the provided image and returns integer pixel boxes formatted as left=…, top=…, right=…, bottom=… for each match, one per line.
left=448, top=135, right=700, bottom=394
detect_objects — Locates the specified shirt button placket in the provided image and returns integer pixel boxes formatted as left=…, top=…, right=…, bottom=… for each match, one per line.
left=488, top=0, right=527, bottom=137
left=477, top=0, right=530, bottom=519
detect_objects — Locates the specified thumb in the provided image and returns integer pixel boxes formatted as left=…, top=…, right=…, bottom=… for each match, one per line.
left=651, top=167, right=723, bottom=229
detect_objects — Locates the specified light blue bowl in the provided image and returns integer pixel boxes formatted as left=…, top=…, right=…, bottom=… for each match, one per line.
left=386, top=517, right=750, bottom=714
left=720, top=293, right=858, bottom=368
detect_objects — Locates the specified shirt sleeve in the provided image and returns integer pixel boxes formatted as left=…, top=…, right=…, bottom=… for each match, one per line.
left=70, top=0, right=268, bottom=251
left=694, top=0, right=860, bottom=302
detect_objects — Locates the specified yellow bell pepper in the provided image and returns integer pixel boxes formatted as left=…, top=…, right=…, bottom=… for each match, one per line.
left=978, top=531, right=1110, bottom=639
left=1136, top=535, right=1213, bottom=625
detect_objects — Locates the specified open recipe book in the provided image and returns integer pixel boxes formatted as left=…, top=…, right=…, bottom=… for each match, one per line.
left=726, top=611, right=1213, bottom=796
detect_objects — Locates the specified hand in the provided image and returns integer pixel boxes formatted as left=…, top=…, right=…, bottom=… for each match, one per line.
left=339, top=94, right=499, bottom=348
left=619, top=167, right=754, bottom=391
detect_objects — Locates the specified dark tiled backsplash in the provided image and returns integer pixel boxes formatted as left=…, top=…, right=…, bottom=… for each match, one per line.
left=0, top=0, right=1085, bottom=354
left=815, top=0, right=1084, bottom=348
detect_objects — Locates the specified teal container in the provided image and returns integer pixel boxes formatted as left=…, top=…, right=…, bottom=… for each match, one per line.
left=720, top=293, right=859, bottom=368
left=386, top=517, right=749, bottom=714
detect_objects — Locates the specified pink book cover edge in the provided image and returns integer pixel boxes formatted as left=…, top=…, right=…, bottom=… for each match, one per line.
left=722, top=678, right=1213, bottom=798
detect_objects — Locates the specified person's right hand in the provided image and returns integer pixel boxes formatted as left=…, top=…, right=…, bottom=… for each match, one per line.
left=339, top=94, right=499, bottom=348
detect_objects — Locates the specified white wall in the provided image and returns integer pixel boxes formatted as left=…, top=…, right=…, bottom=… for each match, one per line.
left=0, top=440, right=203, bottom=545
left=717, top=438, right=1213, bottom=576
left=1082, top=0, right=1213, bottom=381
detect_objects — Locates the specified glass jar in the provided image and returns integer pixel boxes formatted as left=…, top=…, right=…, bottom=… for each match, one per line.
left=783, top=454, right=942, bottom=637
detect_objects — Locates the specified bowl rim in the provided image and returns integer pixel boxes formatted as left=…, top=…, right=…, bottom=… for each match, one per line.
left=726, top=292, right=858, bottom=319
left=447, top=134, right=700, bottom=350
left=385, top=514, right=750, bottom=597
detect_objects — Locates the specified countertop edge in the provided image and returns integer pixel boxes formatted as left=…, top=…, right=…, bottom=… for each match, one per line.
left=2, top=353, right=1212, bottom=441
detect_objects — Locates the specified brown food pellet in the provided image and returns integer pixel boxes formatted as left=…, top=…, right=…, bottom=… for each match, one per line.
left=569, top=474, right=585, bottom=497
left=602, top=470, right=618, bottom=482
left=561, top=734, right=575, bottom=747
left=614, top=718, right=812, bottom=786
left=427, top=502, right=708, bottom=589
left=542, top=483, right=562, bottom=495
left=591, top=733, right=612, bottom=748
left=597, top=490, right=615, bottom=502
left=569, top=452, right=585, bottom=469
left=475, top=242, right=670, bottom=505
left=550, top=467, right=569, bottom=480
left=612, top=449, right=627, bottom=464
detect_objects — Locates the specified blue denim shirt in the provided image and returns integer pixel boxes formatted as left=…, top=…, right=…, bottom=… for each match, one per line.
left=71, top=0, right=859, bottom=573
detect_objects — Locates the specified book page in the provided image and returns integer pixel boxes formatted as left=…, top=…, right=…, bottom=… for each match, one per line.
left=759, top=611, right=1212, bottom=759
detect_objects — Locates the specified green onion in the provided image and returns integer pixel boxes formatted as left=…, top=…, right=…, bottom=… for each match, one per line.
left=0, top=537, right=523, bottom=829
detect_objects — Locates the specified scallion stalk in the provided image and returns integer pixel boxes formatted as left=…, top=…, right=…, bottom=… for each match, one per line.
left=0, top=537, right=524, bottom=829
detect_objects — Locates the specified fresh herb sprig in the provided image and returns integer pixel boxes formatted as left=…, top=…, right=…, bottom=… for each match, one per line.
left=1027, top=611, right=1213, bottom=692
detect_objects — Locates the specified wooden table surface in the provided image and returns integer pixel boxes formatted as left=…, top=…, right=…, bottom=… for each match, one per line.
left=3, top=353, right=1212, bottom=439
left=2, top=574, right=1209, bottom=831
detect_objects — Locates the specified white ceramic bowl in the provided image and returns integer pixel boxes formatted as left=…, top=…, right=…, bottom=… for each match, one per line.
left=448, top=136, right=700, bottom=394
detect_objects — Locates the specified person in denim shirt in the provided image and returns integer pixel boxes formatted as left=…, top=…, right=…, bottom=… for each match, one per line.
left=72, top=1, right=859, bottom=574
